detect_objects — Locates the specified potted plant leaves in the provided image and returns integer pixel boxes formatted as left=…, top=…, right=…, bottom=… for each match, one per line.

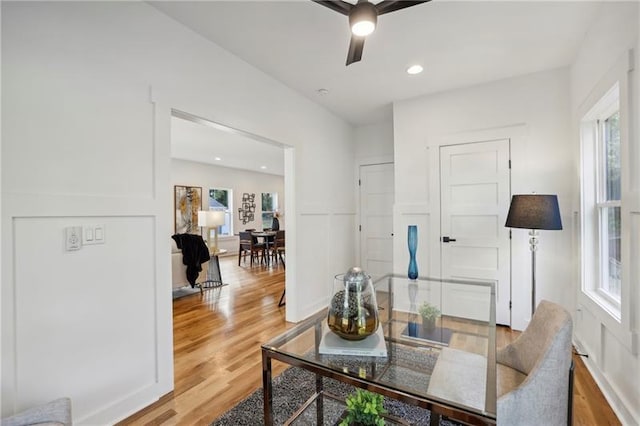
left=339, top=389, right=386, bottom=426
left=418, top=302, right=441, bottom=332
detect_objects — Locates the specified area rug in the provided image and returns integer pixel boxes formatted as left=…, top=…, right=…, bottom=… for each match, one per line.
left=173, top=283, right=229, bottom=299
left=172, top=286, right=201, bottom=299
left=212, top=365, right=464, bottom=426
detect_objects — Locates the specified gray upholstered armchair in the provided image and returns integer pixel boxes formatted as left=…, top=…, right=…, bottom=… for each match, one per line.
left=427, top=299, right=573, bottom=426
left=1, top=397, right=71, bottom=426
left=497, top=300, right=573, bottom=425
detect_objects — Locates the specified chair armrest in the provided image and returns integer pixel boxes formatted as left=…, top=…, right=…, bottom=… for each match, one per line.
left=496, top=343, right=524, bottom=372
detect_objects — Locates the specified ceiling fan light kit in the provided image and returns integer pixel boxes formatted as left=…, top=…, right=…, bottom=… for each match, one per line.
left=349, top=2, right=377, bottom=36
left=312, top=0, right=430, bottom=66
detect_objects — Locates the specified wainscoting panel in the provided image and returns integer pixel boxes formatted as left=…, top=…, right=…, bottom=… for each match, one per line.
left=296, top=213, right=330, bottom=318
left=12, top=216, right=157, bottom=422
left=329, top=213, right=357, bottom=279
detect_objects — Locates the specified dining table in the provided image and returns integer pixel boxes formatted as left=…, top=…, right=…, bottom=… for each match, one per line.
left=251, top=230, right=276, bottom=264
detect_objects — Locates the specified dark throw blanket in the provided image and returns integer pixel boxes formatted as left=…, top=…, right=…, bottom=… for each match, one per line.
left=172, top=233, right=210, bottom=287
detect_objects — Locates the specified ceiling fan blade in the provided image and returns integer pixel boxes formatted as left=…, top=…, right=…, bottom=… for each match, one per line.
left=346, top=35, right=365, bottom=66
left=311, top=0, right=354, bottom=16
left=375, top=0, right=430, bottom=16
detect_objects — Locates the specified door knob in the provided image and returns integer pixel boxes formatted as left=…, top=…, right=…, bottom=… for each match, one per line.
left=441, top=236, right=457, bottom=243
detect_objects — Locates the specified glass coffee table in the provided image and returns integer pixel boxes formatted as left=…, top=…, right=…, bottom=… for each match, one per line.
left=261, top=274, right=496, bottom=425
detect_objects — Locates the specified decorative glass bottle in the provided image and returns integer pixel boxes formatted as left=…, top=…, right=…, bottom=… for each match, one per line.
left=327, top=267, right=379, bottom=340
left=408, top=225, right=418, bottom=280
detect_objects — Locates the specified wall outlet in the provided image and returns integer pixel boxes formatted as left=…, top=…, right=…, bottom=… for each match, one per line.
left=65, top=226, right=82, bottom=251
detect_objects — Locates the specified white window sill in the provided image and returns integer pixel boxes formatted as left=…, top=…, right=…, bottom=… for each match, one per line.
left=218, top=235, right=238, bottom=240
left=583, top=288, right=621, bottom=322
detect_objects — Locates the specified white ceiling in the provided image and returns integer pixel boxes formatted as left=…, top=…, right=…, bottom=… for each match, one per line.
left=152, top=0, right=601, bottom=126
left=171, top=114, right=285, bottom=175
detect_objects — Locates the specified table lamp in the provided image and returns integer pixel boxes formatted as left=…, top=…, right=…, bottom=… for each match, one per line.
left=198, top=210, right=226, bottom=254
left=505, top=194, right=562, bottom=315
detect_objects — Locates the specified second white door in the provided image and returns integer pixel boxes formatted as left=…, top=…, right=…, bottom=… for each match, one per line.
left=359, top=163, right=394, bottom=281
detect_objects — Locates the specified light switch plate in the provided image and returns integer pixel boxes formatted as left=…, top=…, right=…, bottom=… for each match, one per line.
left=82, top=224, right=105, bottom=245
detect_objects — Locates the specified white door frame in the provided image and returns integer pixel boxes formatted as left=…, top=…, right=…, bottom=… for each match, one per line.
left=427, top=124, right=529, bottom=329
left=355, top=156, right=394, bottom=269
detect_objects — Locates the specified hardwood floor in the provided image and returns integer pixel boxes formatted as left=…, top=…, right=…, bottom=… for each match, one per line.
left=118, top=256, right=620, bottom=425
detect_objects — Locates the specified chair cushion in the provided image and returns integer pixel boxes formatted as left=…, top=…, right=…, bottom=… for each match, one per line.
left=427, top=347, right=486, bottom=411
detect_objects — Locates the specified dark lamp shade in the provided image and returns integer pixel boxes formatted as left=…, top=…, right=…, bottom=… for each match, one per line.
left=505, top=194, right=563, bottom=230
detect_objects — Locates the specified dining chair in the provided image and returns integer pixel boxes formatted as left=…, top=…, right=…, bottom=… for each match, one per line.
left=238, top=231, right=265, bottom=266
left=271, top=230, right=285, bottom=265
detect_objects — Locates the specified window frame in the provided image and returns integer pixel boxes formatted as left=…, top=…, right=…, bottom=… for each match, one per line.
left=580, top=82, right=622, bottom=319
left=208, top=188, right=233, bottom=237
left=595, top=106, right=621, bottom=306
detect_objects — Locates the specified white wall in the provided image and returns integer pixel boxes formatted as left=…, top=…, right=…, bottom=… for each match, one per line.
left=569, top=2, right=639, bottom=424
left=355, top=121, right=394, bottom=162
left=393, top=68, right=572, bottom=332
left=171, top=159, right=285, bottom=254
left=1, top=2, right=355, bottom=424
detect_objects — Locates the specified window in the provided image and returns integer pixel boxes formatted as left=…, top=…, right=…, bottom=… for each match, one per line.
left=261, top=192, right=278, bottom=229
left=209, top=188, right=233, bottom=237
left=598, top=111, right=621, bottom=301
left=580, top=83, right=622, bottom=315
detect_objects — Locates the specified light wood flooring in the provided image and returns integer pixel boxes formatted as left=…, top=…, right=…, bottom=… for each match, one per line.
left=118, top=256, right=620, bottom=426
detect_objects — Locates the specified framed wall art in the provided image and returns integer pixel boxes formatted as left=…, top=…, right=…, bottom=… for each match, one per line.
left=238, top=192, right=256, bottom=225
left=174, top=185, right=202, bottom=234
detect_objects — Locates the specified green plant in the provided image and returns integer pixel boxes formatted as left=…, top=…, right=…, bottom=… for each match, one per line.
left=418, top=302, right=441, bottom=321
left=339, top=389, right=386, bottom=426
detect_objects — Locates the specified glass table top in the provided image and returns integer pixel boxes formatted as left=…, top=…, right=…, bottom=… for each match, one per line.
left=262, top=274, right=497, bottom=421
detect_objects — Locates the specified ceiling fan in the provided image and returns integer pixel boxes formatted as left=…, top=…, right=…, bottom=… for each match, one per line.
left=312, top=0, right=430, bottom=66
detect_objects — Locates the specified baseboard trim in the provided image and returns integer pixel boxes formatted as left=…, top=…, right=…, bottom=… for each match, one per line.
left=573, top=340, right=639, bottom=425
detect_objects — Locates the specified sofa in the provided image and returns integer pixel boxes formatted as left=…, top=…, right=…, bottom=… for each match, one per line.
left=171, top=237, right=208, bottom=289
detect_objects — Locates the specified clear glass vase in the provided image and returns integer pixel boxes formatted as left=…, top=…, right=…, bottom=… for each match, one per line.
left=327, top=267, right=379, bottom=341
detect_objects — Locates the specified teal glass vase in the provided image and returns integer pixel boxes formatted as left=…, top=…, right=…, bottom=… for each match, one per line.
left=408, top=225, right=418, bottom=280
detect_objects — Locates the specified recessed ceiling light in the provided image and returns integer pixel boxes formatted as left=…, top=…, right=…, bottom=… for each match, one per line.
left=406, top=65, right=423, bottom=75
left=317, top=88, right=329, bottom=96
left=260, top=165, right=267, bottom=170
left=214, top=157, right=221, bottom=161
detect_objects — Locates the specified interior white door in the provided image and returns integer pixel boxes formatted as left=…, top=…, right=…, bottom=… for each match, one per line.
left=440, top=139, right=511, bottom=325
left=360, top=163, right=394, bottom=281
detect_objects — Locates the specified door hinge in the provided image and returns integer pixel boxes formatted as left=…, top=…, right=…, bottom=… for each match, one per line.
left=508, top=159, right=511, bottom=169
left=509, top=301, right=512, bottom=310
left=358, top=179, right=361, bottom=186
left=359, top=225, right=362, bottom=232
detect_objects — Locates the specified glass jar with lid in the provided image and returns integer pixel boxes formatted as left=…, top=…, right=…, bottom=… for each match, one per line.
left=327, top=267, right=379, bottom=340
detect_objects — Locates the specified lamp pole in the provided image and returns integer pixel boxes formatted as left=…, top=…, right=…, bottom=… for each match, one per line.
left=529, top=229, right=538, bottom=316
left=505, top=194, right=562, bottom=319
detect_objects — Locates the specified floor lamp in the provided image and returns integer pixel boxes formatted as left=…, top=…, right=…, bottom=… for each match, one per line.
left=198, top=210, right=226, bottom=254
left=505, top=194, right=562, bottom=315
